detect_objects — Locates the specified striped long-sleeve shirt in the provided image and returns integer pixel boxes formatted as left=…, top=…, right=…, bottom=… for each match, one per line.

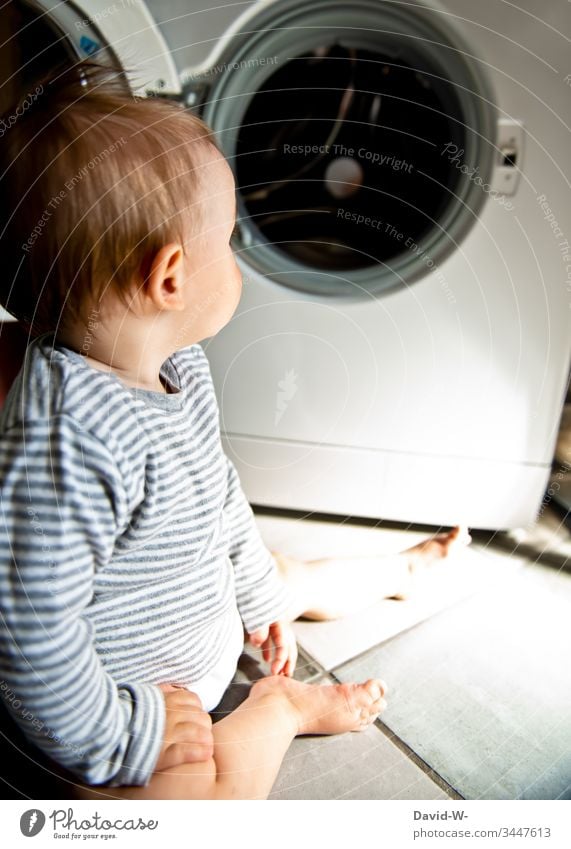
left=0, top=334, right=290, bottom=787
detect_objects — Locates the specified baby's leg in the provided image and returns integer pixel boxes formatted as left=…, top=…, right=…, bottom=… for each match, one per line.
left=74, top=675, right=385, bottom=801
left=275, top=525, right=472, bottom=620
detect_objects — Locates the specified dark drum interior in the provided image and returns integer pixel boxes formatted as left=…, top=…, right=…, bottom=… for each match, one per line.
left=10, top=3, right=73, bottom=86
left=235, top=44, right=466, bottom=271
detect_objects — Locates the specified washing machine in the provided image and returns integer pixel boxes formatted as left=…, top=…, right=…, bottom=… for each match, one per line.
left=3, top=0, right=570, bottom=529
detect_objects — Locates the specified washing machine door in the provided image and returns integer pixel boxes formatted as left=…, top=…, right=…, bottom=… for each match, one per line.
left=0, top=0, right=184, bottom=323
left=195, top=0, right=498, bottom=299
left=8, top=0, right=181, bottom=97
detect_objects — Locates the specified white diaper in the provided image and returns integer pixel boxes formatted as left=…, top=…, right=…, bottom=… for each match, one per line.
left=188, top=605, right=245, bottom=712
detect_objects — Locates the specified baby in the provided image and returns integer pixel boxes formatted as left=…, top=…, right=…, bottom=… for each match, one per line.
left=0, top=63, right=387, bottom=800
left=0, top=63, right=469, bottom=801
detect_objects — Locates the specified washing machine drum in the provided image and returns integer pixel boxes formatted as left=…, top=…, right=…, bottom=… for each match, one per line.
left=201, top=0, right=496, bottom=298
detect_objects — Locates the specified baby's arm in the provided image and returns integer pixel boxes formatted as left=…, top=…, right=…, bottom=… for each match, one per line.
left=0, top=416, right=191, bottom=786
left=222, top=456, right=296, bottom=668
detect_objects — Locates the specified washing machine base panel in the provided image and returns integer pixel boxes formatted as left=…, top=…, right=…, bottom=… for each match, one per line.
left=223, top=436, right=549, bottom=531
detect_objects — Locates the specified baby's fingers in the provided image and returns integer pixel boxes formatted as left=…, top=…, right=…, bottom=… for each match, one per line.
left=270, top=635, right=288, bottom=675
left=283, top=641, right=298, bottom=678
left=259, top=634, right=271, bottom=663
left=177, top=719, right=214, bottom=745
left=159, top=739, right=213, bottom=770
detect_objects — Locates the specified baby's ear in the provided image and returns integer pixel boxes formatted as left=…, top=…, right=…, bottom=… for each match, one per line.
left=146, top=243, right=186, bottom=311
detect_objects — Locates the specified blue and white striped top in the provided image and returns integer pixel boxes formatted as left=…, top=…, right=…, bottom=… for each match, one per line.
left=0, top=335, right=289, bottom=787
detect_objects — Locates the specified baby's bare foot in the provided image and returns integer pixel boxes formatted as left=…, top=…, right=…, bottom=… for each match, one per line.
left=406, top=525, right=472, bottom=575
left=248, top=675, right=387, bottom=735
left=387, top=526, right=471, bottom=600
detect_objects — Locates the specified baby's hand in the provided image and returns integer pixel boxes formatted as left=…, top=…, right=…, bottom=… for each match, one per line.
left=155, top=684, right=214, bottom=772
left=248, top=621, right=298, bottom=677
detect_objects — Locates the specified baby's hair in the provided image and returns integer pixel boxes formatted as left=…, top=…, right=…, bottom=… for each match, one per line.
left=0, top=61, right=216, bottom=335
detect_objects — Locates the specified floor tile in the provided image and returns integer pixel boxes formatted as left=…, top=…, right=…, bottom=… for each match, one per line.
left=334, top=560, right=571, bottom=799
left=290, top=544, right=524, bottom=670
left=270, top=722, right=449, bottom=800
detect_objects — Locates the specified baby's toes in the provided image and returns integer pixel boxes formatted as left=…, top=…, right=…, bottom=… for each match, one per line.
left=450, top=525, right=471, bottom=545
left=358, top=679, right=388, bottom=724
left=365, top=678, right=387, bottom=701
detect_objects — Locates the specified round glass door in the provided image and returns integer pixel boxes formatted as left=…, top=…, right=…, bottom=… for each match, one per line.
left=202, top=0, right=496, bottom=298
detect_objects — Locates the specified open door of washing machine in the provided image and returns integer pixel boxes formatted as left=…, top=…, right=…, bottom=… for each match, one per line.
left=192, top=0, right=498, bottom=299
left=1, top=0, right=182, bottom=105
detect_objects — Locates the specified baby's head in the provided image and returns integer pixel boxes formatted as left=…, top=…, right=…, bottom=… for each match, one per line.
left=0, top=63, right=240, bottom=344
